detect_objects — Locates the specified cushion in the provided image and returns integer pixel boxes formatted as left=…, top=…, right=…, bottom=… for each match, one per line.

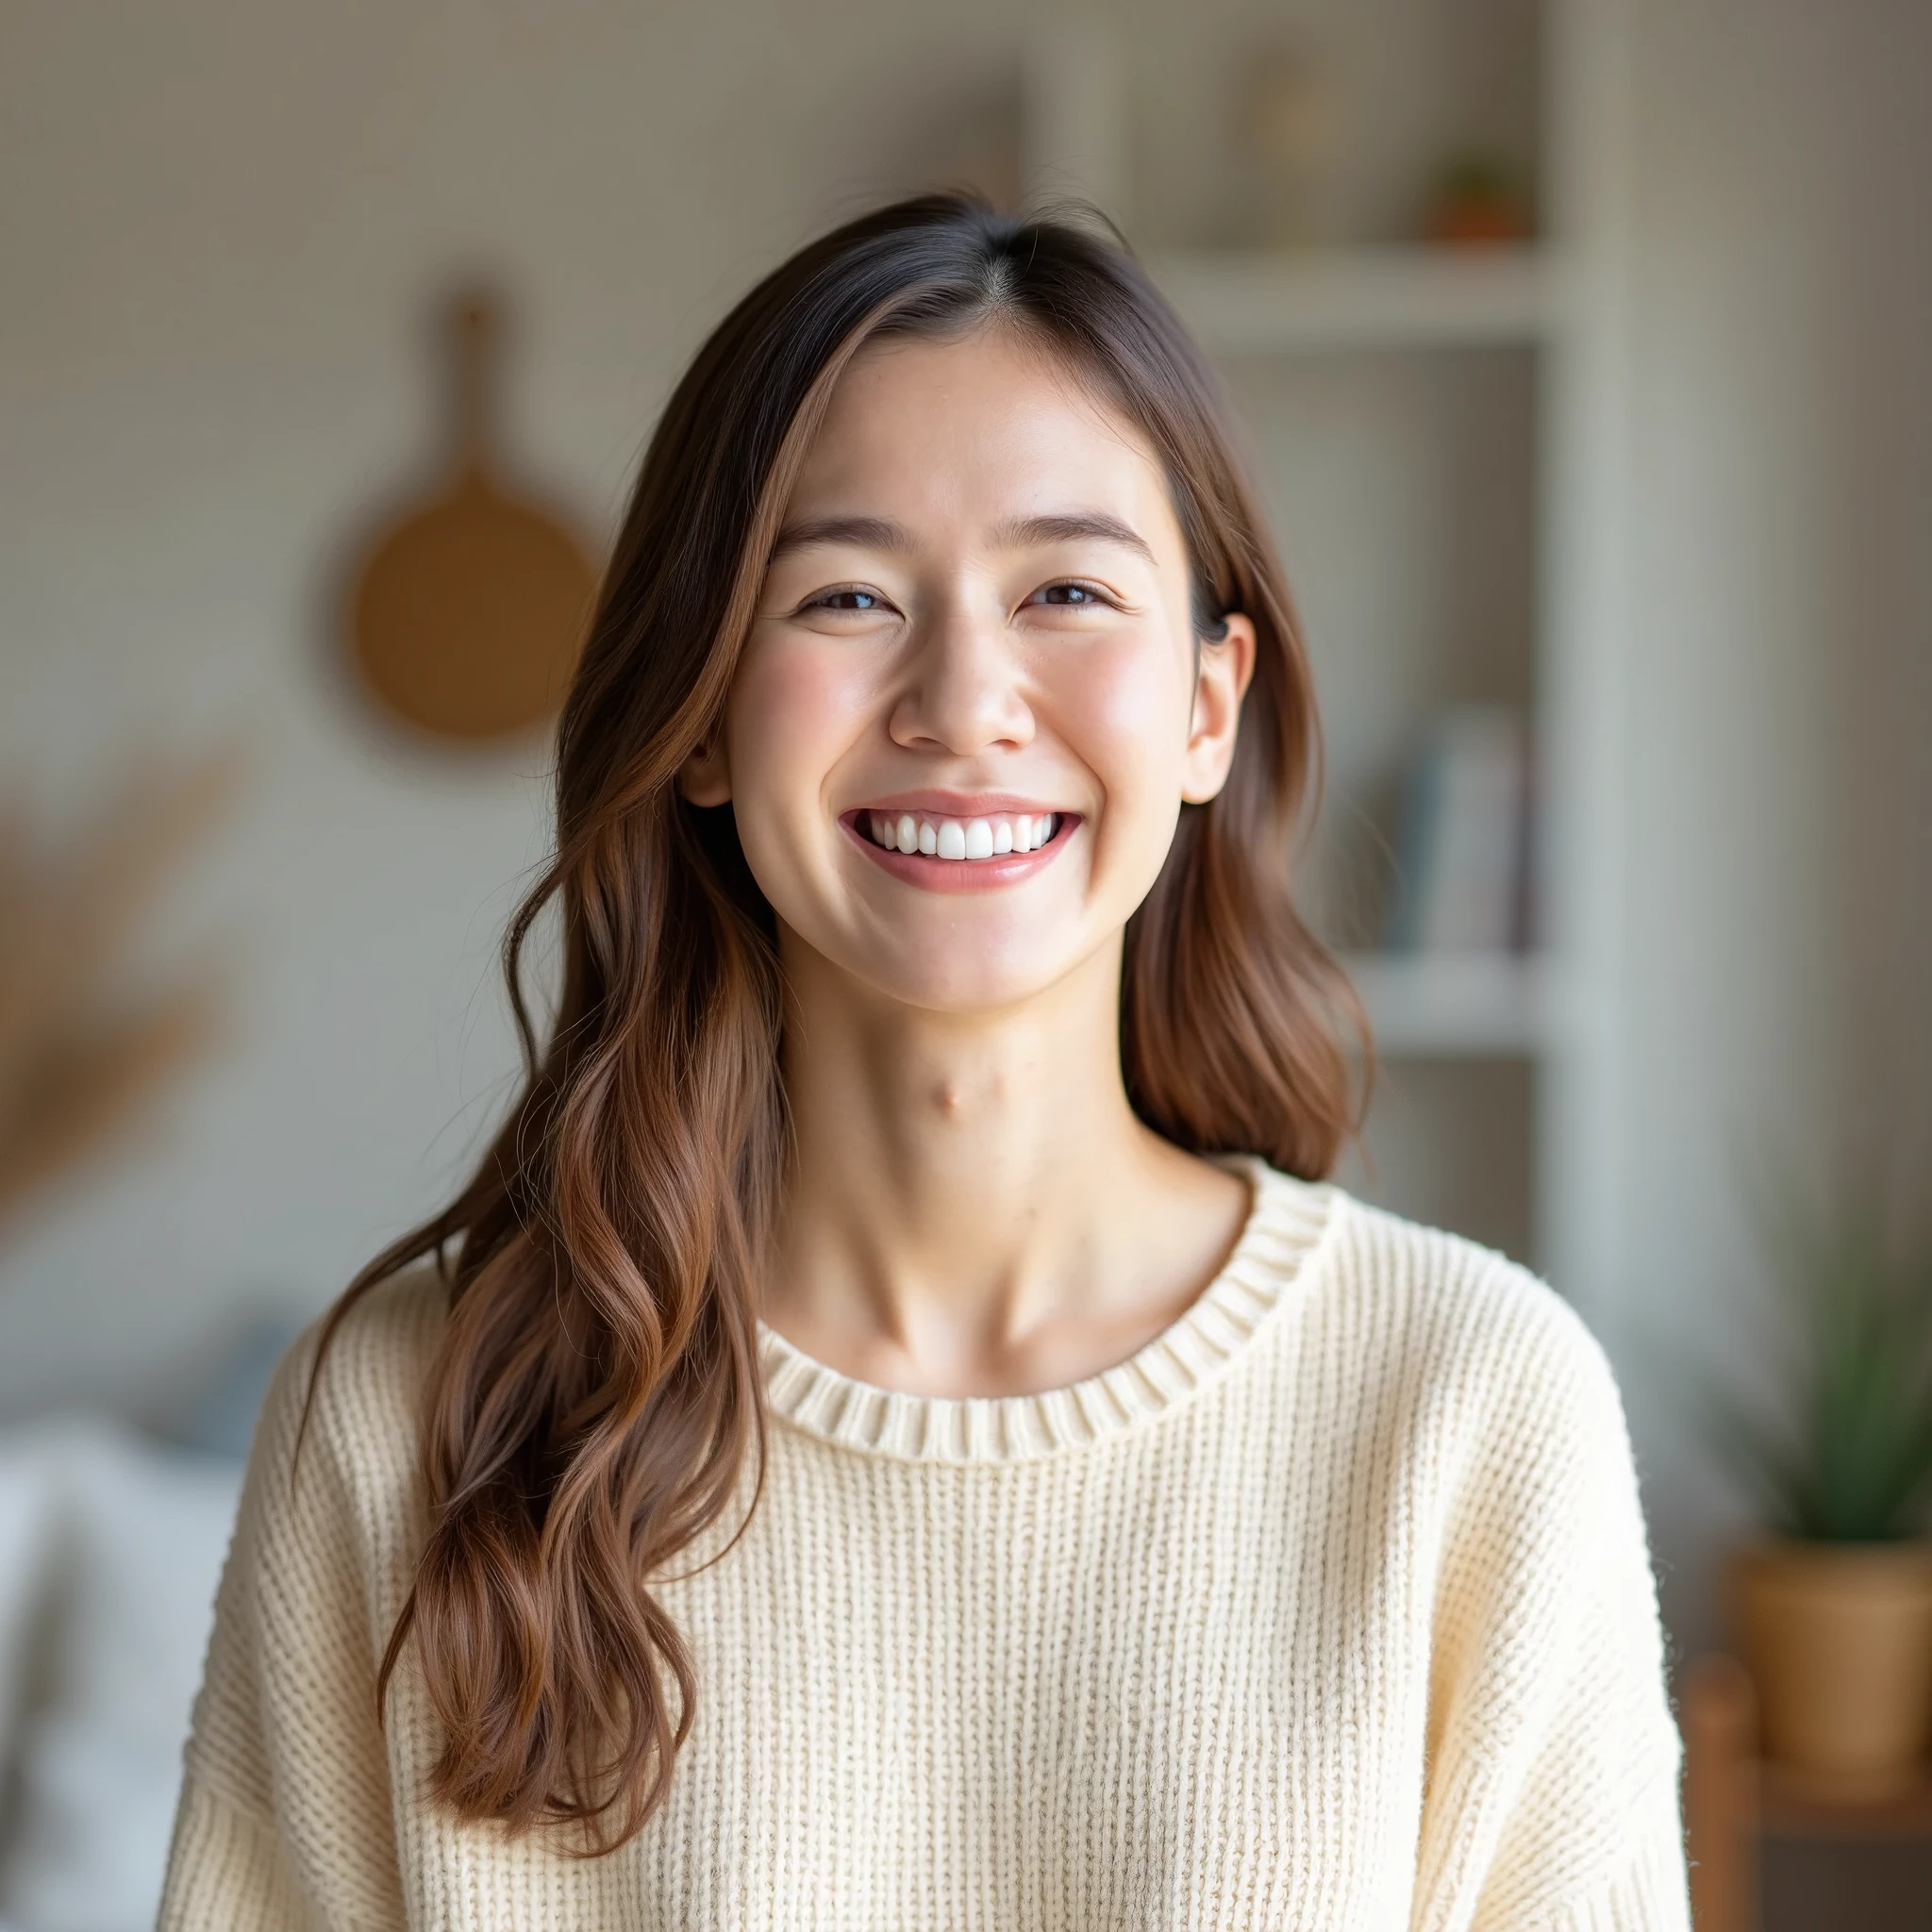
left=0, top=1426, right=67, bottom=1776
left=0, top=1424, right=242, bottom=1932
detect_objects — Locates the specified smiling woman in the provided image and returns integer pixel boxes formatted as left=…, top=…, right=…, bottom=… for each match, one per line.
left=159, top=197, right=1689, bottom=1930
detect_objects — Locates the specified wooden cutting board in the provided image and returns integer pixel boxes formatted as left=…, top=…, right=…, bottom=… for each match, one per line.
left=349, top=292, right=597, bottom=743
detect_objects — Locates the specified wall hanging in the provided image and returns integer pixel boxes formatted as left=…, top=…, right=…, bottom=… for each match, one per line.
left=348, top=291, right=597, bottom=743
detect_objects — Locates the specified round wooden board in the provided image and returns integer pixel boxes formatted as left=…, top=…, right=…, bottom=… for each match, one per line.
left=346, top=291, right=598, bottom=744
left=352, top=468, right=595, bottom=741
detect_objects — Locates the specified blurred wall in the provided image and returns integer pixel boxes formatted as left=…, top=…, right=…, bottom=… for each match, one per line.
left=0, top=0, right=1927, bottom=1652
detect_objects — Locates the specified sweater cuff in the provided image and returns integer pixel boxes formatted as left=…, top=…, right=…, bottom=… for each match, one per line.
left=158, top=1775, right=316, bottom=1932
left=1527, top=1780, right=1690, bottom=1932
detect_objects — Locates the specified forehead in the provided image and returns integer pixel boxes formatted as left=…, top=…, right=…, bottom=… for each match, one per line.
left=784, top=324, right=1179, bottom=542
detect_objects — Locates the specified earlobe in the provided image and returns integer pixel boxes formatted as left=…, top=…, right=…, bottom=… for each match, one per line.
left=1180, top=612, right=1257, bottom=804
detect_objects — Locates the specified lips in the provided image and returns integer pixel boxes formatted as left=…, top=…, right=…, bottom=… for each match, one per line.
left=840, top=799, right=1074, bottom=890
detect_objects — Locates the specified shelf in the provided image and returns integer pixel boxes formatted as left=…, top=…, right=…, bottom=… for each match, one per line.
left=1145, top=245, right=1560, bottom=356
left=1759, top=1762, right=1932, bottom=1840
left=1341, top=951, right=1552, bottom=1058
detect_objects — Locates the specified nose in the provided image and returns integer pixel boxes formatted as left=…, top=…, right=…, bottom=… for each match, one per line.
left=887, top=593, right=1034, bottom=758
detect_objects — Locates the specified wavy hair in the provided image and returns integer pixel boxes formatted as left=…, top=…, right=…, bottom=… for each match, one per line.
left=311, top=193, right=1365, bottom=1852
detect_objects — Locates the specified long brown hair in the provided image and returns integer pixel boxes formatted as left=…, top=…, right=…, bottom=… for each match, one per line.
left=314, top=193, right=1363, bottom=1851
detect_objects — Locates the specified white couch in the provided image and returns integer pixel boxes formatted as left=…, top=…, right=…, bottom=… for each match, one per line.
left=0, top=1420, right=242, bottom=1932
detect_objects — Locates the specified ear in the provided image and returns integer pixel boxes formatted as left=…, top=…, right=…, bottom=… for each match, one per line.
left=1180, top=612, right=1257, bottom=804
left=677, top=732, right=732, bottom=808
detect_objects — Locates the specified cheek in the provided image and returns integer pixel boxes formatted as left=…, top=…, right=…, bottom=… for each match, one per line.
left=727, top=632, right=878, bottom=820
left=1044, top=636, right=1193, bottom=817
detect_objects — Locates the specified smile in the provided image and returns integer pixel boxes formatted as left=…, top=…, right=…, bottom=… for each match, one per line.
left=861, top=810, right=1058, bottom=860
left=841, top=801, right=1074, bottom=891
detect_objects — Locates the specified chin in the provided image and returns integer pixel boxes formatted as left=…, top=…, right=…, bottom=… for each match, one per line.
left=860, top=948, right=1077, bottom=1018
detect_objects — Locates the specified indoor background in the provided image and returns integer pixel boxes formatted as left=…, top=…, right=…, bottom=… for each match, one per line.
left=1, top=2, right=1928, bottom=1927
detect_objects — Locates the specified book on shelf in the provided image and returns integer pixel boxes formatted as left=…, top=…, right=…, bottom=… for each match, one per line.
left=1385, top=704, right=1533, bottom=956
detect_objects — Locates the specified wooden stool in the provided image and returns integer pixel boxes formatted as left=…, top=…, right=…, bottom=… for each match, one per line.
left=1682, top=1653, right=1932, bottom=1931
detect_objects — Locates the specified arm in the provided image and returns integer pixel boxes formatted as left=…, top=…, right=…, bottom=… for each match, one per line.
left=1411, top=1287, right=1689, bottom=1932
left=158, top=1302, right=425, bottom=1932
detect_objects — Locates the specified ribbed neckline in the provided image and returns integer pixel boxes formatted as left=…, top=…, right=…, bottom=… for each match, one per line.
left=758, top=1156, right=1341, bottom=1465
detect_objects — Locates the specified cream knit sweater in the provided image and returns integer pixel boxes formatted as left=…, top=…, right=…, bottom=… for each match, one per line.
left=160, top=1162, right=1689, bottom=1930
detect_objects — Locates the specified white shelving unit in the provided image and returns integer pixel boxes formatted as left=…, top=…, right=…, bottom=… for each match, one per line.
left=1024, top=0, right=1624, bottom=1291
left=1147, top=246, right=1561, bottom=356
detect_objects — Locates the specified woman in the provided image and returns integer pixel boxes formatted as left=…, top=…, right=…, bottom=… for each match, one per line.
left=162, top=196, right=1688, bottom=1929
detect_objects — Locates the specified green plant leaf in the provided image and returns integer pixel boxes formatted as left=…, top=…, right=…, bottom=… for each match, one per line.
left=1681, top=1174, right=1932, bottom=1542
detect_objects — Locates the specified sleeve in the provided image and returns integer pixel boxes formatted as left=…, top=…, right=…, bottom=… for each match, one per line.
left=1410, top=1282, right=1690, bottom=1932
left=158, top=1309, right=419, bottom=1932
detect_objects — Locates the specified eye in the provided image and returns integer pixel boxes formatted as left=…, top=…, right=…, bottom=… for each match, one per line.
left=809, top=588, right=887, bottom=612
left=1028, top=580, right=1113, bottom=609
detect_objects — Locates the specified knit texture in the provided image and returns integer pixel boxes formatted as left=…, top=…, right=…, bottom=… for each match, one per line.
left=159, top=1161, right=1690, bottom=1930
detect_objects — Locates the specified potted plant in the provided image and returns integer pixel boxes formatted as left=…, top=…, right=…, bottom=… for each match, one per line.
left=1707, top=1199, right=1932, bottom=1797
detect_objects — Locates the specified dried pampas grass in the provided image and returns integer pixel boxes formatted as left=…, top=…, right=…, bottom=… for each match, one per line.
left=0, top=750, right=242, bottom=1227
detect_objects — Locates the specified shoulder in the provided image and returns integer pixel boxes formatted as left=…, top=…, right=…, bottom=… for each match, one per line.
left=297, top=1260, right=448, bottom=1427
left=1247, top=1165, right=1625, bottom=1465
left=1340, top=1191, right=1608, bottom=1393
left=248, top=1263, right=447, bottom=1557
left=1247, top=1174, right=1652, bottom=1604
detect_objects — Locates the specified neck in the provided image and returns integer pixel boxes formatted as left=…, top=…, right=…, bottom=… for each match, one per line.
left=765, top=927, right=1248, bottom=1398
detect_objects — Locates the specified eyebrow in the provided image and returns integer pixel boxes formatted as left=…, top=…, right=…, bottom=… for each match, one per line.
left=989, top=511, right=1157, bottom=565
left=768, top=514, right=910, bottom=560
left=767, top=509, right=1157, bottom=566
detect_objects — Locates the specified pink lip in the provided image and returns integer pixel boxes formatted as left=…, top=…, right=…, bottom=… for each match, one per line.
left=839, top=809, right=1077, bottom=892
left=851, top=790, right=1067, bottom=817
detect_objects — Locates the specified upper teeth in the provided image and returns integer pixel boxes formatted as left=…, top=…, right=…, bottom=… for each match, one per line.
left=867, top=811, right=1058, bottom=858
